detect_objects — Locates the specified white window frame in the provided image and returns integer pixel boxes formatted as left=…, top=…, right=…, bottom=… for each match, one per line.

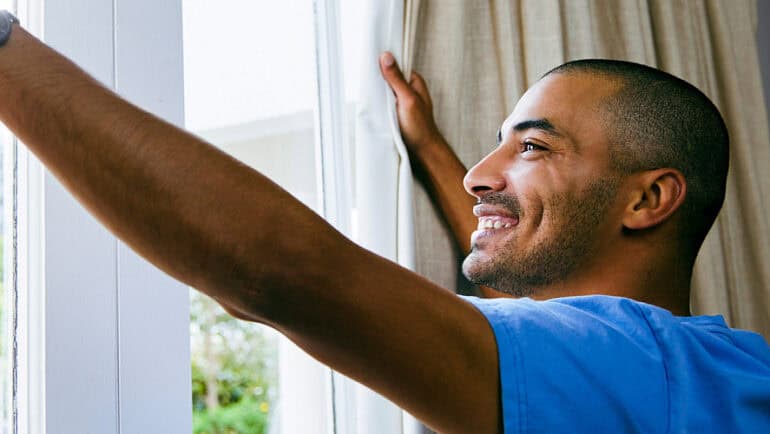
left=314, top=1, right=422, bottom=433
left=14, top=1, right=191, bottom=433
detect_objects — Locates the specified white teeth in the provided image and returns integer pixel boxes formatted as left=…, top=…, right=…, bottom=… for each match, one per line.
left=477, top=217, right=515, bottom=231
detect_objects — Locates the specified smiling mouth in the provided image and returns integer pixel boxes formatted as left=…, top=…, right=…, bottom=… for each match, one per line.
left=476, top=216, right=519, bottom=231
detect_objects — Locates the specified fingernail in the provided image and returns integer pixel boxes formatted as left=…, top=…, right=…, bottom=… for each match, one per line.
left=382, top=52, right=395, bottom=67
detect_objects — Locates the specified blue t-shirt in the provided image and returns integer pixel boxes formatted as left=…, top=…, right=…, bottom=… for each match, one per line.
left=461, top=295, right=770, bottom=433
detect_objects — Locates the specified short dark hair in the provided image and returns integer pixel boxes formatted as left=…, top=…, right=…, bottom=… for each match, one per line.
left=544, top=59, right=729, bottom=250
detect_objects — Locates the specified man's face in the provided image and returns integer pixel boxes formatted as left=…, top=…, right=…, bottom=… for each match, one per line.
left=462, top=73, right=624, bottom=297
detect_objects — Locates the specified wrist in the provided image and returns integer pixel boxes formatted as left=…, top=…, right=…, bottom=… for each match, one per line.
left=0, top=11, right=18, bottom=47
left=410, top=134, right=450, bottom=161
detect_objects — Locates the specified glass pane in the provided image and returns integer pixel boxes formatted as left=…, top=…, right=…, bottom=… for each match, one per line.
left=0, top=113, right=12, bottom=434
left=182, top=1, right=317, bottom=433
left=338, top=0, right=365, bottom=242
left=0, top=1, right=17, bottom=431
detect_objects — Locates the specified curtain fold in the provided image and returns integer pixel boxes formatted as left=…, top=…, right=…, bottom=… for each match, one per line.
left=344, top=0, right=424, bottom=432
left=410, top=0, right=770, bottom=338
left=687, top=0, right=770, bottom=335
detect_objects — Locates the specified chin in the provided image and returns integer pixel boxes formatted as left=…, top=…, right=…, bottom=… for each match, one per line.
left=462, top=251, right=494, bottom=286
left=462, top=250, right=538, bottom=298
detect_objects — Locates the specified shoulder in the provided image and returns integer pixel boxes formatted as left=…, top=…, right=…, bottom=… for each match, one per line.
left=460, top=294, right=770, bottom=433
left=461, top=294, right=661, bottom=343
left=460, top=295, right=669, bottom=433
left=460, top=294, right=669, bottom=379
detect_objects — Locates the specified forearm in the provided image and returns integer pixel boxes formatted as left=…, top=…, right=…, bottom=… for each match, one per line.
left=0, top=29, right=506, bottom=432
left=410, top=137, right=511, bottom=299
left=409, top=137, right=477, bottom=254
left=0, top=26, right=339, bottom=313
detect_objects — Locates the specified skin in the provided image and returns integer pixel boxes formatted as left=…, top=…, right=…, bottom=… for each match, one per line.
left=461, top=71, right=627, bottom=297
left=0, top=23, right=694, bottom=433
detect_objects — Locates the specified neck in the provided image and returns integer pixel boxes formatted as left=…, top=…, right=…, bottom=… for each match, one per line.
left=486, top=241, right=694, bottom=316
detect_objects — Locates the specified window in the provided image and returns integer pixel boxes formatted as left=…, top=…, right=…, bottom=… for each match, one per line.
left=0, top=1, right=411, bottom=433
left=183, top=1, right=331, bottom=433
left=1, top=4, right=19, bottom=434
left=0, top=129, right=11, bottom=434
left=13, top=1, right=191, bottom=433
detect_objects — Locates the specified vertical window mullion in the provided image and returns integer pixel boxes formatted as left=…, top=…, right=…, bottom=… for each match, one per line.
left=312, top=1, right=350, bottom=433
left=13, top=4, right=43, bottom=428
left=313, top=1, right=409, bottom=434
left=112, top=0, right=191, bottom=432
left=314, top=0, right=352, bottom=235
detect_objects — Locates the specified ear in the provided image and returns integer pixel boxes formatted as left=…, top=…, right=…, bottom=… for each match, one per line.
left=622, top=168, right=687, bottom=231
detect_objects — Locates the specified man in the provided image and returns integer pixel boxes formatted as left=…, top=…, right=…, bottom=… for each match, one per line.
left=379, top=50, right=770, bottom=432
left=0, top=13, right=766, bottom=433
left=379, top=50, right=718, bottom=312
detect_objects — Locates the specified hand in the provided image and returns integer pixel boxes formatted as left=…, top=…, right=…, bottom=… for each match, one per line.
left=379, top=51, right=444, bottom=154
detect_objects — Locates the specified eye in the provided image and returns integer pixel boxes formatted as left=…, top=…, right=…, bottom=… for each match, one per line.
left=523, top=141, right=546, bottom=152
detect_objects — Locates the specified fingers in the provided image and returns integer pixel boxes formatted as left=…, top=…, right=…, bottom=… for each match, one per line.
left=379, top=51, right=414, bottom=99
left=409, top=72, right=432, bottom=110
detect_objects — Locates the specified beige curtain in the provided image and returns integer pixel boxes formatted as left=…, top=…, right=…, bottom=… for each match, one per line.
left=410, top=0, right=770, bottom=338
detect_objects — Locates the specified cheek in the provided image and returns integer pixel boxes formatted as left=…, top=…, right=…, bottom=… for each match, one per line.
left=511, top=166, right=571, bottom=227
left=503, top=157, right=596, bottom=224
left=540, top=191, right=573, bottom=228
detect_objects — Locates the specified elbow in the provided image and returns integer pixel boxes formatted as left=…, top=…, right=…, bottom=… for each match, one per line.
left=195, top=214, right=350, bottom=326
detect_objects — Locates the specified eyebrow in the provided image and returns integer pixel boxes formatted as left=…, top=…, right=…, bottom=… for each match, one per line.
left=512, top=118, right=563, bottom=137
left=497, top=118, right=565, bottom=145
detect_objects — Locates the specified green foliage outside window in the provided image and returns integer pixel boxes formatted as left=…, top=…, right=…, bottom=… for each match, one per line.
left=192, top=399, right=268, bottom=434
left=190, top=292, right=278, bottom=434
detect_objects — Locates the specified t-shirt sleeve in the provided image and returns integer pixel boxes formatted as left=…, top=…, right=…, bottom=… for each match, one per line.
left=459, top=295, right=669, bottom=434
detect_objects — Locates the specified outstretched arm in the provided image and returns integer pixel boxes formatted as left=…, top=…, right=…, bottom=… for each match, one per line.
left=0, top=26, right=501, bottom=434
left=379, top=53, right=510, bottom=299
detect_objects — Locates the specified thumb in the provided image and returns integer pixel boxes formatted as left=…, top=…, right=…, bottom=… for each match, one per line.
left=379, top=52, right=414, bottom=98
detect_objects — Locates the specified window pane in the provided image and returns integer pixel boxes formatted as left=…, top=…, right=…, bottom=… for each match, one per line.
left=339, top=0, right=363, bottom=240
left=0, top=120, right=12, bottom=434
left=182, top=1, right=318, bottom=433
left=0, top=2, right=16, bottom=432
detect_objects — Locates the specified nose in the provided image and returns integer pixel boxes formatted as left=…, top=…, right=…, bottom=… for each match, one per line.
left=463, top=147, right=508, bottom=199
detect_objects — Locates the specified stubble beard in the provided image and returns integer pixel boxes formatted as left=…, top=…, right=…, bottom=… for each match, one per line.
left=462, top=178, right=619, bottom=297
